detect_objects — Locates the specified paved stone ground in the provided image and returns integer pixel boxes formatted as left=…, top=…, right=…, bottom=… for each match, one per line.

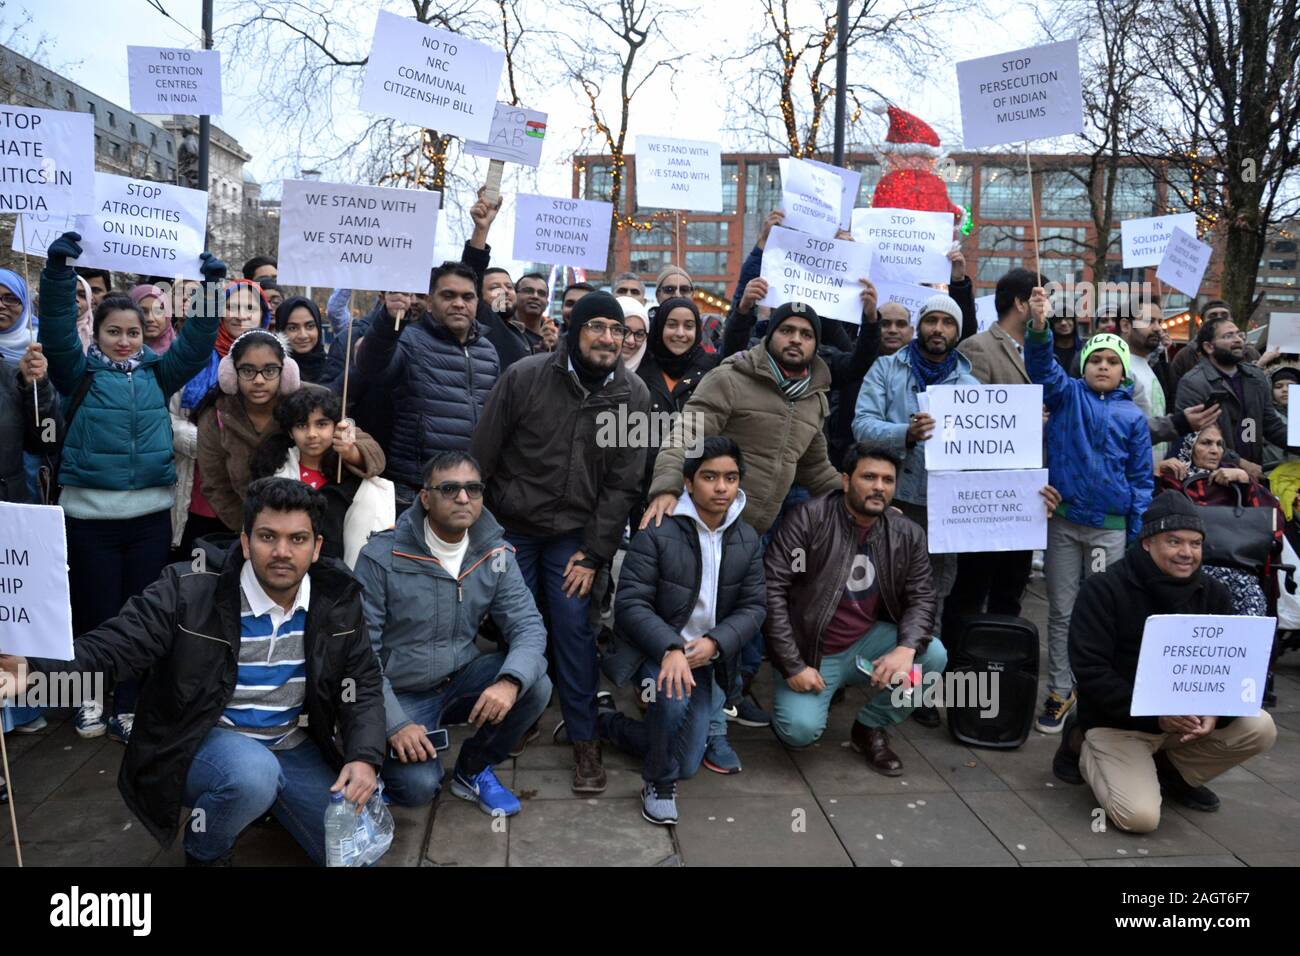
left=3, top=578, right=1299, bottom=867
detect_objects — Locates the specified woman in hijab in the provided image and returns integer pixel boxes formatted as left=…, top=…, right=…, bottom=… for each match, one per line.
left=0, top=268, right=33, bottom=367
left=273, top=295, right=330, bottom=386
left=617, top=295, right=648, bottom=374
left=130, top=283, right=176, bottom=355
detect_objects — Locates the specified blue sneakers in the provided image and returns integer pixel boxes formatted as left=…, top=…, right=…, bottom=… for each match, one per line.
left=641, top=782, right=678, bottom=825
left=451, top=765, right=521, bottom=817
left=702, top=734, right=742, bottom=774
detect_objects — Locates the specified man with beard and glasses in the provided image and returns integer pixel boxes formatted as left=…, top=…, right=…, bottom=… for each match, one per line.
left=472, top=292, right=650, bottom=794
left=853, top=294, right=978, bottom=624
left=1121, top=294, right=1171, bottom=462
left=1176, top=313, right=1292, bottom=480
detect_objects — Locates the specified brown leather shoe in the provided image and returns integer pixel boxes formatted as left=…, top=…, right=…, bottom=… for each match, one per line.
left=850, top=721, right=904, bottom=776
left=572, top=740, right=607, bottom=794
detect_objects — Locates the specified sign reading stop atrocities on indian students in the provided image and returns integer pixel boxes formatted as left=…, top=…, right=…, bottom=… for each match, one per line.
left=0, top=502, right=74, bottom=661
left=463, top=102, right=548, bottom=167
left=71, top=173, right=209, bottom=280
left=955, top=39, right=1084, bottom=148
left=277, top=179, right=441, bottom=292
left=634, top=135, right=723, bottom=213
left=359, top=9, right=505, bottom=142
left=0, top=106, right=94, bottom=216
left=928, top=468, right=1049, bottom=554
left=853, top=208, right=953, bottom=286
left=918, top=383, right=1044, bottom=471
left=758, top=226, right=872, bottom=324
left=512, top=194, right=614, bottom=271
left=127, top=46, right=223, bottom=115
left=1130, top=614, right=1274, bottom=717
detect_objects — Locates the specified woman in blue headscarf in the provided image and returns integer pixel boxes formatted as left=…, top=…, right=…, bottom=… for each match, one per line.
left=0, top=268, right=33, bottom=365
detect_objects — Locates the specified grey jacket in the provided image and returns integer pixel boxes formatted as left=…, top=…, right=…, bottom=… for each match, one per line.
left=0, top=358, right=56, bottom=502
left=353, top=501, right=547, bottom=735
left=1175, top=355, right=1289, bottom=465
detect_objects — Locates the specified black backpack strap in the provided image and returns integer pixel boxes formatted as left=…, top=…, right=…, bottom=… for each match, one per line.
left=43, top=369, right=95, bottom=505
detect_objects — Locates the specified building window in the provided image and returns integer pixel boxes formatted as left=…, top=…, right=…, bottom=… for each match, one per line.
left=1036, top=225, right=1088, bottom=253
left=685, top=250, right=728, bottom=275
left=1267, top=259, right=1297, bottom=271
left=630, top=249, right=674, bottom=274
left=854, top=162, right=881, bottom=206
left=1039, top=168, right=1092, bottom=220
left=981, top=224, right=1025, bottom=251
left=584, top=163, right=614, bottom=202
left=742, top=160, right=782, bottom=248
left=686, top=220, right=729, bottom=245
left=107, top=111, right=115, bottom=127
left=1110, top=166, right=1156, bottom=218
left=150, top=132, right=157, bottom=147
left=88, top=101, right=96, bottom=115
left=43, top=80, right=52, bottom=98
left=166, top=140, right=173, bottom=154
left=65, top=90, right=75, bottom=108
left=721, top=162, right=739, bottom=214
left=129, top=122, right=137, bottom=138
left=17, top=67, right=30, bottom=86
left=630, top=222, right=673, bottom=247
left=979, top=166, right=1031, bottom=219
left=977, top=254, right=1023, bottom=282
left=1042, top=256, right=1086, bottom=284
left=94, top=134, right=101, bottom=150
left=110, top=142, right=120, bottom=158
left=153, top=160, right=162, bottom=177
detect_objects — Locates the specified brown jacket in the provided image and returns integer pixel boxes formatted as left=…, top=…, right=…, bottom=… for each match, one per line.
left=763, top=491, right=936, bottom=677
left=957, top=322, right=1030, bottom=385
left=197, top=385, right=386, bottom=531
left=649, top=342, right=839, bottom=534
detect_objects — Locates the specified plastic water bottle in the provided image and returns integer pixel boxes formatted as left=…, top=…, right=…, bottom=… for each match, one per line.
left=358, top=785, right=395, bottom=866
left=324, top=792, right=361, bottom=867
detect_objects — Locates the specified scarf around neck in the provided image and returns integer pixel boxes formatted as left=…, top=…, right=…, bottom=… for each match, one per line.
left=0, top=269, right=32, bottom=363
left=765, top=349, right=813, bottom=400
left=906, top=337, right=959, bottom=391
left=88, top=341, right=145, bottom=373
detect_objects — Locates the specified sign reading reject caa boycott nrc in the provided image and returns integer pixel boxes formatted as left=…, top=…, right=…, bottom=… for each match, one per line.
left=920, top=384, right=1044, bottom=471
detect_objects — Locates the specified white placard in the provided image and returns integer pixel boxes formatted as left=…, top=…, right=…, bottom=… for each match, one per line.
left=70, top=173, right=209, bottom=280
left=975, top=294, right=997, bottom=333
left=1267, top=312, right=1300, bottom=355
left=463, top=102, right=547, bottom=167
left=1130, top=615, right=1274, bottom=717
left=634, top=135, right=722, bottom=213
left=757, top=226, right=872, bottom=324
left=1155, top=226, right=1213, bottom=299
left=10, top=211, right=78, bottom=257
left=1288, top=385, right=1300, bottom=447
left=927, top=468, right=1049, bottom=553
left=0, top=502, right=74, bottom=661
left=790, top=157, right=861, bottom=230
left=278, top=179, right=440, bottom=292
left=854, top=208, right=953, bottom=285
left=358, top=9, right=505, bottom=141
left=0, top=107, right=94, bottom=215
left=780, top=157, right=841, bottom=239
left=1120, top=213, right=1197, bottom=269
left=923, top=383, right=1044, bottom=471
left=512, top=194, right=613, bottom=271
left=871, top=276, right=934, bottom=326
left=128, top=45, right=223, bottom=115
left=956, top=39, right=1084, bottom=148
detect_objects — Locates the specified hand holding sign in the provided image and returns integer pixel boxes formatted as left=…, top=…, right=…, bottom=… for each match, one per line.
left=858, top=278, right=878, bottom=321
left=17, top=343, right=46, bottom=385
left=738, top=277, right=768, bottom=314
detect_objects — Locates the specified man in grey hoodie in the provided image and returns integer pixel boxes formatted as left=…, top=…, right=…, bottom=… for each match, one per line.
left=353, top=450, right=551, bottom=817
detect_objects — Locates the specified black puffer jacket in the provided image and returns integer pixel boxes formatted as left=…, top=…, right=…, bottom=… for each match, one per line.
left=461, top=240, right=536, bottom=373
left=353, top=310, right=500, bottom=491
left=1, top=357, right=56, bottom=502
left=30, top=544, right=386, bottom=847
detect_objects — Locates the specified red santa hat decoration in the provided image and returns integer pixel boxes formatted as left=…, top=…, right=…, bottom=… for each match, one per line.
left=870, top=104, right=973, bottom=234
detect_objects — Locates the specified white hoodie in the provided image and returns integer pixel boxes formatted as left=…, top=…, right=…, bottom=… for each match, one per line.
left=674, top=487, right=748, bottom=645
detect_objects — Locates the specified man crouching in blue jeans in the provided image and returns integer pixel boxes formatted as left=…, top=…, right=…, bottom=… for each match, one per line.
left=353, top=451, right=551, bottom=817
left=599, top=437, right=766, bottom=825
left=763, top=444, right=947, bottom=775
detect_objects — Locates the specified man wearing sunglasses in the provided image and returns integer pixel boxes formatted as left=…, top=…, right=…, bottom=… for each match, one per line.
left=353, top=451, right=550, bottom=817
left=472, top=291, right=651, bottom=794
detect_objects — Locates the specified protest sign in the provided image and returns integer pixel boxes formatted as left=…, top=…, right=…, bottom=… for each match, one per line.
left=920, top=383, right=1044, bottom=471
left=780, top=157, right=841, bottom=239
left=975, top=293, right=997, bottom=333
left=1155, top=226, right=1213, bottom=298
left=278, top=179, right=440, bottom=292
left=853, top=207, right=953, bottom=285
left=1120, top=213, right=1197, bottom=269
left=0, top=502, right=73, bottom=660
left=0, top=106, right=94, bottom=215
left=757, top=226, right=871, bottom=323
left=359, top=9, right=504, bottom=141
left=871, top=276, right=934, bottom=326
left=927, top=468, right=1049, bottom=553
left=1130, top=614, right=1274, bottom=717
left=956, top=39, right=1084, bottom=148
left=463, top=102, right=547, bottom=167
left=513, top=194, right=613, bottom=271
left=792, top=157, right=861, bottom=230
left=635, top=135, right=722, bottom=212
left=1289, top=385, right=1300, bottom=447
left=1267, top=312, right=1300, bottom=355
left=10, top=211, right=78, bottom=257
left=127, top=46, right=222, bottom=114
left=70, top=173, right=208, bottom=279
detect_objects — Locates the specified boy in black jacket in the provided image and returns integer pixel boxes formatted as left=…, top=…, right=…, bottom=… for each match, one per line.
left=601, top=437, right=766, bottom=825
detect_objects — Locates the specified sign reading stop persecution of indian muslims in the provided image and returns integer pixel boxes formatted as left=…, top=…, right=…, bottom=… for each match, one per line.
left=956, top=39, right=1084, bottom=148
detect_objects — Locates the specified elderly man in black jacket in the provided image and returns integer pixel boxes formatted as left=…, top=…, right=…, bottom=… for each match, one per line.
left=600, top=437, right=766, bottom=824
left=0, top=478, right=386, bottom=866
left=1061, top=493, right=1277, bottom=833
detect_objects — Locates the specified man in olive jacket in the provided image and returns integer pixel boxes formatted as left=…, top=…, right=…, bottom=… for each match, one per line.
left=763, top=444, right=946, bottom=776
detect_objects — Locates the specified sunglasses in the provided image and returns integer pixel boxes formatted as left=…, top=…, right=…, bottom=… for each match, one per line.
left=426, top=481, right=486, bottom=500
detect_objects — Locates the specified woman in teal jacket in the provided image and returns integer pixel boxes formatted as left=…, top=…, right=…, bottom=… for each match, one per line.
left=38, top=231, right=224, bottom=742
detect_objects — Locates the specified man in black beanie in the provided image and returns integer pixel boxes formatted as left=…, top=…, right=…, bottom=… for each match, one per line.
left=472, top=291, right=651, bottom=794
left=1056, top=492, right=1277, bottom=832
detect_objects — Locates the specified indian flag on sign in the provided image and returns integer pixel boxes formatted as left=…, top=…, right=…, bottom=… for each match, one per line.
left=526, top=120, right=546, bottom=139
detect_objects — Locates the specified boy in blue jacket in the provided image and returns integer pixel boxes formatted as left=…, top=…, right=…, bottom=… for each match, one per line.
left=1025, top=287, right=1153, bottom=734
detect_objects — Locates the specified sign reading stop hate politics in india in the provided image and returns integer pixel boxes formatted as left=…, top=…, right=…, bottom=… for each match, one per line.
left=956, top=39, right=1083, bottom=148
left=1156, top=226, right=1213, bottom=298
left=71, top=173, right=209, bottom=280
left=513, top=194, right=614, bottom=271
left=1121, top=213, right=1197, bottom=269
left=0, top=502, right=74, bottom=660
left=464, top=102, right=547, bottom=167
left=853, top=208, right=953, bottom=286
left=0, top=106, right=95, bottom=215
left=1131, top=614, right=1274, bottom=717
left=635, top=135, right=722, bottom=213
left=928, top=468, right=1049, bottom=554
left=360, top=10, right=504, bottom=142
left=758, top=226, right=872, bottom=324
left=920, top=383, right=1044, bottom=472
left=278, top=179, right=440, bottom=292
left=127, top=46, right=223, bottom=115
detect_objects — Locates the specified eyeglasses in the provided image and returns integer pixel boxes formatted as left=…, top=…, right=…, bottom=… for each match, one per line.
left=236, top=364, right=282, bottom=381
left=426, top=481, right=485, bottom=500
left=624, top=329, right=647, bottom=343
left=0, top=294, right=22, bottom=308
left=659, top=285, right=693, bottom=296
left=583, top=321, right=628, bottom=340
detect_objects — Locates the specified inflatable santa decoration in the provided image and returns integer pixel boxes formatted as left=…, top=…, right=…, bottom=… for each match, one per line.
left=870, top=104, right=973, bottom=235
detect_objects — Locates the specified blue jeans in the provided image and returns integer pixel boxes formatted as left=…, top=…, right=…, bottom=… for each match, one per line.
left=507, top=531, right=597, bottom=741
left=380, top=652, right=552, bottom=807
left=182, top=727, right=340, bottom=866
left=772, top=622, right=949, bottom=747
left=600, top=660, right=714, bottom=786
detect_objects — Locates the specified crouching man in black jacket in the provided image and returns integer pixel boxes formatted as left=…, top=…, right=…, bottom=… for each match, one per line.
left=1, top=478, right=386, bottom=866
left=1062, top=493, right=1277, bottom=832
left=600, top=437, right=766, bottom=825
